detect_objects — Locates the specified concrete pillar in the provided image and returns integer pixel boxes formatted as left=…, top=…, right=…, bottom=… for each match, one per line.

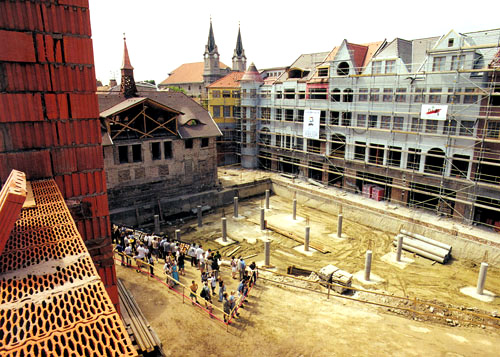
left=197, top=205, right=202, bottom=227
left=264, top=240, right=270, bottom=266
left=364, top=250, right=372, bottom=281
left=265, top=189, right=270, bottom=209
left=233, top=197, right=238, bottom=218
left=293, top=199, right=297, bottom=220
left=260, top=208, right=265, bottom=230
left=154, top=214, right=160, bottom=234
left=396, top=235, right=403, bottom=262
left=175, top=229, right=181, bottom=241
left=476, top=262, right=488, bottom=295
left=222, top=217, right=227, bottom=242
left=337, top=214, right=343, bottom=238
left=304, top=226, right=310, bottom=251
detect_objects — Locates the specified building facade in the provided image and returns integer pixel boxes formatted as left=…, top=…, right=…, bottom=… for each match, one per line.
left=240, top=29, right=500, bottom=228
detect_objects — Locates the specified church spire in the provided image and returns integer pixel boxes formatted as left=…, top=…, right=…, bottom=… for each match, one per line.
left=203, top=18, right=221, bottom=87
left=120, top=34, right=137, bottom=98
left=206, top=18, right=217, bottom=53
left=232, top=24, right=247, bottom=72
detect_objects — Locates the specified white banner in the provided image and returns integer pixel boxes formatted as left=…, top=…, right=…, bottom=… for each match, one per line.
left=420, top=104, right=448, bottom=120
left=303, top=109, right=320, bottom=139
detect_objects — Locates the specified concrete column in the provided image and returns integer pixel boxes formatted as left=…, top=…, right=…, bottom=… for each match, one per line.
left=364, top=250, right=372, bottom=281
left=396, top=235, right=403, bottom=262
left=154, top=214, right=160, bottom=234
left=222, top=217, right=227, bottom=242
left=264, top=240, right=270, bottom=266
left=265, top=189, right=270, bottom=209
left=476, top=262, right=488, bottom=295
left=260, top=208, right=265, bottom=230
left=233, top=197, right=238, bottom=218
left=197, top=205, right=202, bottom=227
left=293, top=199, right=297, bottom=220
left=304, top=226, right=310, bottom=251
left=337, top=214, right=343, bottom=238
left=175, top=229, right=181, bottom=241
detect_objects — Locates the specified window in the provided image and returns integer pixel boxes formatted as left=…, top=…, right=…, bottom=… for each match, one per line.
left=262, top=107, right=271, bottom=120
left=411, top=117, right=422, bottom=132
left=393, top=116, right=404, bottom=130
left=358, top=88, right=368, bottom=101
left=381, top=116, right=391, bottom=129
left=395, top=88, right=406, bottom=102
left=407, top=148, right=421, bottom=170
left=447, top=88, right=461, bottom=104
left=118, top=146, right=128, bottom=164
left=233, top=106, right=241, bottom=118
left=275, top=134, right=281, bottom=147
left=337, top=62, right=349, bottom=76
left=464, top=88, right=478, bottom=104
left=330, top=111, right=340, bottom=125
left=164, top=141, right=172, bottom=159
left=331, top=88, right=341, bottom=102
left=132, top=144, right=142, bottom=162
left=451, top=154, right=469, bottom=178
left=241, top=107, right=247, bottom=119
left=151, top=142, right=161, bottom=160
left=223, top=106, right=231, bottom=117
left=284, top=89, right=295, bottom=99
left=451, top=55, right=465, bottom=70
left=343, top=89, right=353, bottom=102
left=298, top=91, right=306, bottom=99
left=354, top=142, right=366, bottom=161
left=369, top=144, right=384, bottom=165
left=285, top=109, right=294, bottom=122
left=448, top=38, right=454, bottom=47
left=185, top=138, right=193, bottom=149
left=342, top=112, right=352, bottom=126
left=414, top=88, right=424, bottom=103
left=368, top=115, right=378, bottom=128
left=320, top=111, right=326, bottom=125
left=486, top=121, right=500, bottom=138
left=357, top=114, right=366, bottom=127
left=309, top=88, right=328, bottom=100
left=459, top=121, right=475, bottom=136
left=429, top=88, right=441, bottom=103
left=372, top=61, right=381, bottom=74
left=213, top=106, right=221, bottom=118
left=318, top=67, right=328, bottom=77
left=383, top=88, right=393, bottom=102
left=242, top=89, right=247, bottom=98
left=275, top=91, right=282, bottom=99
left=443, top=119, right=457, bottom=135
left=212, top=90, right=221, bottom=98
left=425, top=119, right=438, bottom=133
left=388, top=146, right=402, bottom=167
left=233, top=90, right=240, bottom=98
left=250, top=107, right=256, bottom=119
left=432, top=56, right=445, bottom=72
left=385, top=60, right=395, bottom=73
left=275, top=109, right=282, bottom=121
left=201, top=138, right=209, bottom=147
left=370, top=88, right=380, bottom=102
left=297, top=109, right=304, bottom=123
left=250, top=89, right=256, bottom=98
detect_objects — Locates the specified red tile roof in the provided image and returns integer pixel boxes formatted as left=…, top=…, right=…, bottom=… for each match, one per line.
left=160, top=62, right=229, bottom=85
left=206, top=71, right=245, bottom=88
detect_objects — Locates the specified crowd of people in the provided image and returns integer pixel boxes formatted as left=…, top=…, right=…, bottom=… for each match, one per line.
left=112, top=226, right=258, bottom=323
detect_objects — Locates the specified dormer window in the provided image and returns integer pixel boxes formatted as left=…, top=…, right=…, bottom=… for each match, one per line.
left=337, top=62, right=349, bottom=76
left=448, top=38, right=454, bottom=47
left=317, top=67, right=329, bottom=77
left=186, top=119, right=200, bottom=126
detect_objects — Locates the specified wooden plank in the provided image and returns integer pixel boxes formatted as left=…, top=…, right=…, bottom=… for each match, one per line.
left=226, top=246, right=241, bottom=257
left=22, top=182, right=36, bottom=208
left=265, top=223, right=329, bottom=254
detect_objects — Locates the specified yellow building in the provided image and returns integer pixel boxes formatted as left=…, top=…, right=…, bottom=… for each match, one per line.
left=207, top=71, right=245, bottom=165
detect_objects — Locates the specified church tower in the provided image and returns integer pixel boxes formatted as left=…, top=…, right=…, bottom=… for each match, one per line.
left=203, top=19, right=222, bottom=87
left=120, top=35, right=137, bottom=98
left=232, top=25, right=247, bottom=72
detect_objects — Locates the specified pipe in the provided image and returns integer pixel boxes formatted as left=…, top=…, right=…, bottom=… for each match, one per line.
left=260, top=208, right=265, bottom=230
left=396, top=234, right=403, bottom=262
left=304, top=226, right=310, bottom=252
left=394, top=235, right=450, bottom=259
left=154, top=214, right=160, bottom=234
left=400, top=229, right=452, bottom=252
left=222, top=217, right=227, bottom=242
left=292, top=199, right=297, bottom=220
left=264, top=240, right=270, bottom=266
left=364, top=250, right=372, bottom=281
left=476, top=262, right=488, bottom=295
left=265, top=189, right=270, bottom=209
left=337, top=214, right=343, bottom=238
left=233, top=197, right=238, bottom=218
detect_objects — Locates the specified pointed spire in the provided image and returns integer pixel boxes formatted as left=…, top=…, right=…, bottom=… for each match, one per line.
left=121, top=34, right=134, bottom=70
left=207, top=19, right=216, bottom=53
left=241, top=62, right=263, bottom=82
left=235, top=25, right=243, bottom=56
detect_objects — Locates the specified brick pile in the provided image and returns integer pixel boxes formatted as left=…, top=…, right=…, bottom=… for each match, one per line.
left=0, top=0, right=117, bottom=308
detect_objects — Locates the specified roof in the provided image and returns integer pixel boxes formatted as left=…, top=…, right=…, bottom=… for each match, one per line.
left=122, top=37, right=133, bottom=70
left=100, top=97, right=182, bottom=118
left=207, top=71, right=245, bottom=88
left=241, top=63, right=264, bottom=82
left=159, top=62, right=229, bottom=85
left=0, top=178, right=137, bottom=356
left=98, top=91, right=222, bottom=139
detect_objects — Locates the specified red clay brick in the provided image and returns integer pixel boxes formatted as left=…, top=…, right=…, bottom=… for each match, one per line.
left=0, top=30, right=36, bottom=63
left=59, top=0, right=89, bottom=7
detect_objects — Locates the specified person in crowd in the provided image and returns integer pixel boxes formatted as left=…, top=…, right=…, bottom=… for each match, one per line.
left=249, top=261, right=258, bottom=286
left=196, top=245, right=204, bottom=270
left=171, top=260, right=179, bottom=286
left=114, top=242, right=125, bottom=266
left=209, top=273, right=217, bottom=296
left=178, top=252, right=185, bottom=276
left=188, top=244, right=197, bottom=266
left=231, top=257, right=237, bottom=279
left=218, top=280, right=226, bottom=302
left=189, top=280, right=198, bottom=305
left=238, top=256, right=246, bottom=281
left=124, top=244, right=133, bottom=266
left=223, top=292, right=231, bottom=323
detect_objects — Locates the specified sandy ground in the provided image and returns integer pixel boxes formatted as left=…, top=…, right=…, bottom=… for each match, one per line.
left=117, top=189, right=500, bottom=356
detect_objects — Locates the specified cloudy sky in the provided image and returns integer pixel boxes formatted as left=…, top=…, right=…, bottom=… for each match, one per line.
left=88, top=0, right=500, bottom=85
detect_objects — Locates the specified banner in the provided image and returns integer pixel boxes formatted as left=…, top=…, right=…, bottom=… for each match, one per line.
left=303, top=109, right=320, bottom=139
left=420, top=104, right=448, bottom=120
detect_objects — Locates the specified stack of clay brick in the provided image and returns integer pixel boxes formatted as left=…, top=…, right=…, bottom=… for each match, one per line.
left=0, top=0, right=118, bottom=308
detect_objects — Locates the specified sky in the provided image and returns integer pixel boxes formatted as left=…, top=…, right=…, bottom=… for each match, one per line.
left=88, top=0, right=500, bottom=85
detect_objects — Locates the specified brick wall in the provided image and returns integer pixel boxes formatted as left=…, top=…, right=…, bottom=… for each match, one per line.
left=0, top=0, right=118, bottom=309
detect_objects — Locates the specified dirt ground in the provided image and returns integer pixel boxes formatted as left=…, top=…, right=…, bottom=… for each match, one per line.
left=117, top=188, right=500, bottom=356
